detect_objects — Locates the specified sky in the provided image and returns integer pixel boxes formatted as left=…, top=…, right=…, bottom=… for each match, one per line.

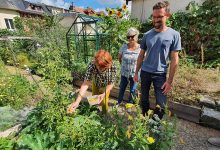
left=25, top=0, right=131, bottom=12
left=25, top=0, right=71, bottom=9
left=64, top=0, right=131, bottom=12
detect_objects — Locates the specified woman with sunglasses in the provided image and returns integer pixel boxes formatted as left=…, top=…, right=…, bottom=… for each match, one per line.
left=117, top=27, right=141, bottom=106
left=68, top=50, right=117, bottom=114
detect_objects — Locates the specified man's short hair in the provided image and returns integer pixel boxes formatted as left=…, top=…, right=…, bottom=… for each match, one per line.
left=153, top=1, right=170, bottom=13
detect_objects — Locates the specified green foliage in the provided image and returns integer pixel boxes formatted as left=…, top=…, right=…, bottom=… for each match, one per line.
left=14, top=16, right=24, bottom=34
left=0, top=29, right=16, bottom=37
left=32, top=47, right=71, bottom=88
left=0, top=137, right=14, bottom=150
left=13, top=85, right=175, bottom=150
left=16, top=52, right=30, bottom=67
left=0, top=44, right=13, bottom=65
left=0, top=60, right=37, bottom=109
left=71, top=59, right=88, bottom=81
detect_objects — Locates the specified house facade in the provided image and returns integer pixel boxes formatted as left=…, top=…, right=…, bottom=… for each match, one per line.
left=0, top=0, right=70, bottom=30
left=0, top=9, right=19, bottom=30
left=127, top=0, right=205, bottom=22
left=0, top=0, right=103, bottom=30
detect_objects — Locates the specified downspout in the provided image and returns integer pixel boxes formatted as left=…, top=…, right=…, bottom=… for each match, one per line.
left=141, top=0, right=145, bottom=22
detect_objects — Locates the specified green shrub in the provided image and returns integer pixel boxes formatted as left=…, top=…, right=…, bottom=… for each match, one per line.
left=16, top=52, right=30, bottom=67
left=0, top=60, right=37, bottom=109
left=0, top=137, right=14, bottom=150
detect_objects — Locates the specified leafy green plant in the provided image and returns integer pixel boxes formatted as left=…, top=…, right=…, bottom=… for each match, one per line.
left=0, top=137, right=14, bottom=150
left=14, top=83, right=176, bottom=150
left=0, top=60, right=37, bottom=109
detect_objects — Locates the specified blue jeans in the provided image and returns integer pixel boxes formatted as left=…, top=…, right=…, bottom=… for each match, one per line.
left=118, top=75, right=138, bottom=104
left=140, top=70, right=167, bottom=117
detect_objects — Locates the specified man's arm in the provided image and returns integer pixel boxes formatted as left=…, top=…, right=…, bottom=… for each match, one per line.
left=162, top=51, right=179, bottom=94
left=167, top=51, right=179, bottom=84
left=133, top=49, right=145, bottom=82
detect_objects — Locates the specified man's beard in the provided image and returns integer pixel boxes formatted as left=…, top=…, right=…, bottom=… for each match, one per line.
left=153, top=21, right=162, bottom=29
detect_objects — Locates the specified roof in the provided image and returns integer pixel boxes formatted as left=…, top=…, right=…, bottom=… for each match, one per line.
left=76, top=13, right=102, bottom=23
left=70, top=6, right=85, bottom=14
left=0, top=0, right=66, bottom=16
left=0, top=0, right=26, bottom=11
left=59, top=12, right=77, bottom=18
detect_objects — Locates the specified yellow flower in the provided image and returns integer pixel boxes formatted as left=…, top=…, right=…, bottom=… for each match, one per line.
left=128, top=114, right=133, bottom=121
left=126, top=125, right=132, bottom=139
left=108, top=9, right=114, bottom=16
left=125, top=103, right=134, bottom=109
left=162, top=121, right=167, bottom=125
left=126, top=129, right=131, bottom=139
left=156, top=104, right=161, bottom=109
left=122, top=3, right=127, bottom=10
left=147, top=137, right=155, bottom=144
left=147, top=109, right=153, bottom=116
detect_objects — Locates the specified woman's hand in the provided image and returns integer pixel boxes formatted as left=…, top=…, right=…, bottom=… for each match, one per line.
left=98, top=93, right=105, bottom=104
left=67, top=101, right=80, bottom=113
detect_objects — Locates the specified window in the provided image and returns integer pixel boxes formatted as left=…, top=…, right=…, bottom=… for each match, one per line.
left=4, top=19, right=15, bottom=30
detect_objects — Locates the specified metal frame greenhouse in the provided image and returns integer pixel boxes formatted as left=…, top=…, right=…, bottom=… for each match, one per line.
left=66, top=13, right=111, bottom=65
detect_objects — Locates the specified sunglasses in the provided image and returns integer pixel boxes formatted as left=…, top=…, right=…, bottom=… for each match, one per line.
left=127, top=34, right=136, bottom=39
left=152, top=15, right=165, bottom=19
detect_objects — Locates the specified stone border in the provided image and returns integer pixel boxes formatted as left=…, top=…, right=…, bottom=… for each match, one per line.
left=0, top=124, right=21, bottom=138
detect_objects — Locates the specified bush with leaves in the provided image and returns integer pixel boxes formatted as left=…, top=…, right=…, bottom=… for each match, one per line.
left=0, top=137, right=14, bottom=150
left=0, top=60, right=37, bottom=109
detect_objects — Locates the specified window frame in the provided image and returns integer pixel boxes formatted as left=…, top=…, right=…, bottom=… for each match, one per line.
left=4, top=18, right=15, bottom=30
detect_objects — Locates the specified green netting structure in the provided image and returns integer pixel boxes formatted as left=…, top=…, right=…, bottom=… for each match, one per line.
left=66, top=13, right=111, bottom=64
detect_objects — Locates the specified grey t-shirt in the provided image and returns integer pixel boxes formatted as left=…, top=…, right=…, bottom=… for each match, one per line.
left=119, top=44, right=141, bottom=78
left=140, top=27, right=181, bottom=74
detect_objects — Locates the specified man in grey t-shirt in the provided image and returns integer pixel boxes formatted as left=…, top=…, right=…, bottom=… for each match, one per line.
left=134, top=1, right=181, bottom=119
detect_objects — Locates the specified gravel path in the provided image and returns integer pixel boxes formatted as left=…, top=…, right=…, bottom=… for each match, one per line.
left=172, top=118, right=220, bottom=150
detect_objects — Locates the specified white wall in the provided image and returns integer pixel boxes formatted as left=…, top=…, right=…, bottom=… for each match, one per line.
left=0, top=9, right=19, bottom=29
left=59, top=16, right=96, bottom=35
left=131, top=0, right=205, bottom=22
left=59, top=16, right=76, bottom=27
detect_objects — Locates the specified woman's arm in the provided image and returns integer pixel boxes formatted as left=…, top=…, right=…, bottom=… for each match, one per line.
left=98, top=83, right=114, bottom=103
left=68, top=80, right=91, bottom=113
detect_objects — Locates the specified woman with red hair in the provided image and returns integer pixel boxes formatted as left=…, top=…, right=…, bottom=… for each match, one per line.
left=68, top=50, right=116, bottom=113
